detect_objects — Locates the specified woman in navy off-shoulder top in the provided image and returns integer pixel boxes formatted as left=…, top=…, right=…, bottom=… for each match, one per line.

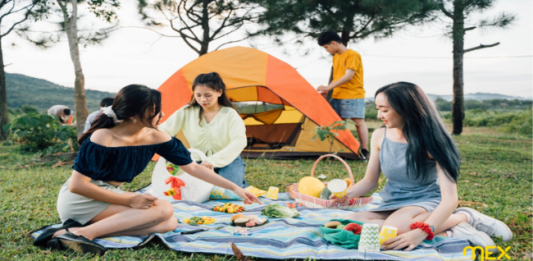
left=34, top=85, right=261, bottom=255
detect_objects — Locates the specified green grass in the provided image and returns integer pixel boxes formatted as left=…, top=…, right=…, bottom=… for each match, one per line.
left=0, top=127, right=531, bottom=260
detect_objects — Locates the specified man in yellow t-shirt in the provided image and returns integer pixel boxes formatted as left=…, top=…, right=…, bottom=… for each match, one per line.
left=317, top=31, right=369, bottom=159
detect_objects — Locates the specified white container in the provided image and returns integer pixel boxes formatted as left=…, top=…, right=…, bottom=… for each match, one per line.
left=151, top=148, right=214, bottom=203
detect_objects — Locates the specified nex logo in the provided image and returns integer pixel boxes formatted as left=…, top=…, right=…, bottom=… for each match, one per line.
left=463, top=246, right=511, bottom=260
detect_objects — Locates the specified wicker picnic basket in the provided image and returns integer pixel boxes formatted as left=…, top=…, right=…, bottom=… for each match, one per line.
left=288, top=154, right=373, bottom=209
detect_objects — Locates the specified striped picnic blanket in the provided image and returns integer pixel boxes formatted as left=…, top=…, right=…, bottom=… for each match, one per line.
left=32, top=186, right=473, bottom=260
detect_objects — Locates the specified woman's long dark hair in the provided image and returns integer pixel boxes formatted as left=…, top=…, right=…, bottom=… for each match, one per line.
left=188, top=72, right=236, bottom=125
left=78, top=84, right=162, bottom=145
left=376, top=82, right=460, bottom=183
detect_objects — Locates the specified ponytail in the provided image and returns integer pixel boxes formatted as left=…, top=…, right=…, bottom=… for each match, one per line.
left=77, top=84, right=162, bottom=145
left=78, top=113, right=116, bottom=145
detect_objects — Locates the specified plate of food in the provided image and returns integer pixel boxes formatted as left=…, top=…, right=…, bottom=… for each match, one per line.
left=182, top=216, right=216, bottom=225
left=230, top=214, right=268, bottom=227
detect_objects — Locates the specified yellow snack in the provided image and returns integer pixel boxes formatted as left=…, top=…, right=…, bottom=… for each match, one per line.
left=183, top=218, right=190, bottom=224
left=245, top=186, right=268, bottom=197
left=266, top=186, right=279, bottom=200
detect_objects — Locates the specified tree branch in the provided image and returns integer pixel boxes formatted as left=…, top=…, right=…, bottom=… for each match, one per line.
left=438, top=1, right=453, bottom=18
left=464, top=42, right=500, bottom=53
left=0, top=2, right=34, bottom=38
left=180, top=32, right=200, bottom=54
left=352, top=8, right=378, bottom=38
left=0, top=0, right=9, bottom=9
left=176, top=1, right=200, bottom=41
left=211, top=22, right=244, bottom=41
left=210, top=8, right=234, bottom=40
left=0, top=0, right=15, bottom=22
left=464, top=26, right=476, bottom=31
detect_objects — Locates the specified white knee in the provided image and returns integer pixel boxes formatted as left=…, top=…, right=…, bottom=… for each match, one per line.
left=162, top=216, right=178, bottom=233
left=154, top=200, right=174, bottom=222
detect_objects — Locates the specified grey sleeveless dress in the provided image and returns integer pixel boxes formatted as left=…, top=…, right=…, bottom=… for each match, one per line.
left=372, top=127, right=441, bottom=212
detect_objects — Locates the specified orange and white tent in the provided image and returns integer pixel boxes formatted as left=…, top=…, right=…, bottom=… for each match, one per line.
left=158, top=46, right=361, bottom=160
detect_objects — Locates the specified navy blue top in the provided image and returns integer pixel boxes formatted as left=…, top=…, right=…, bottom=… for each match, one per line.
left=73, top=136, right=193, bottom=183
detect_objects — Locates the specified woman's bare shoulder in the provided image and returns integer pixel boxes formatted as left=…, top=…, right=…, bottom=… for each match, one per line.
left=150, top=128, right=173, bottom=144
left=90, top=129, right=115, bottom=147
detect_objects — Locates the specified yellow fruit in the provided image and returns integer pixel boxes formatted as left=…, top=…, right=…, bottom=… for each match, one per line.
left=344, top=178, right=353, bottom=188
left=298, top=176, right=326, bottom=198
left=183, top=218, right=190, bottom=224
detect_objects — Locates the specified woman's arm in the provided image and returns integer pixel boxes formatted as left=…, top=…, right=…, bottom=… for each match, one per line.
left=384, top=162, right=458, bottom=251
left=69, top=171, right=157, bottom=209
left=330, top=128, right=383, bottom=204
left=418, top=162, right=459, bottom=231
left=179, top=162, right=260, bottom=204
left=158, top=108, right=185, bottom=137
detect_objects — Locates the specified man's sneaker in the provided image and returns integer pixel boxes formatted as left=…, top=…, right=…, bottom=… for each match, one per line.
left=454, top=207, right=513, bottom=242
left=360, top=149, right=370, bottom=160
left=448, top=222, right=498, bottom=255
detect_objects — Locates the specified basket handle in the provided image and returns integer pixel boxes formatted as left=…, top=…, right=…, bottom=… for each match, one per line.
left=187, top=148, right=208, bottom=162
left=310, top=154, right=354, bottom=184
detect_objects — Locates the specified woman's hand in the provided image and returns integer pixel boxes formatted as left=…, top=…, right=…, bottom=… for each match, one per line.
left=232, top=187, right=262, bottom=205
left=382, top=229, right=427, bottom=251
left=128, top=194, right=157, bottom=209
left=329, top=189, right=358, bottom=205
left=329, top=193, right=350, bottom=204
left=200, top=161, right=214, bottom=170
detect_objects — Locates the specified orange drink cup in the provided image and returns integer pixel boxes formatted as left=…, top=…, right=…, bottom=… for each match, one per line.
left=327, top=179, right=348, bottom=198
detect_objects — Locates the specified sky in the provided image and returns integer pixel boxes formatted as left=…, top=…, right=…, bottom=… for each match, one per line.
left=3, top=0, right=532, bottom=98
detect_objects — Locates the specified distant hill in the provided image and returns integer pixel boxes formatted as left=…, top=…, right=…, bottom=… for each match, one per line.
left=6, top=73, right=116, bottom=112
left=426, top=93, right=532, bottom=102
left=366, top=92, right=531, bottom=102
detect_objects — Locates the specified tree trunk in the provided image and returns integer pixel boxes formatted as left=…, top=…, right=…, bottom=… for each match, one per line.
left=199, top=0, right=210, bottom=56
left=451, top=1, right=465, bottom=135
left=0, top=37, right=8, bottom=141
left=65, top=0, right=88, bottom=138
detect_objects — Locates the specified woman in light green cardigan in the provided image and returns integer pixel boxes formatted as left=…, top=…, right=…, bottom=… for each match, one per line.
left=159, top=72, right=248, bottom=188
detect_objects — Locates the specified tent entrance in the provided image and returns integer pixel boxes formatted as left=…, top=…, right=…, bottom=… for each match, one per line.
left=229, top=86, right=305, bottom=150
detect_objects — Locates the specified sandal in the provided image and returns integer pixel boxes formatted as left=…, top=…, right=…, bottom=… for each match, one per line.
left=33, top=219, right=82, bottom=247
left=56, top=232, right=106, bottom=255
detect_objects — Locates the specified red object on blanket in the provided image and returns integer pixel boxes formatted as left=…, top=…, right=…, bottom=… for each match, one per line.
left=344, top=223, right=362, bottom=235
left=165, top=176, right=185, bottom=200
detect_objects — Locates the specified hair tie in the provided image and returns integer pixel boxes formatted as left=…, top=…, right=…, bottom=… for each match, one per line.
left=102, top=106, right=123, bottom=124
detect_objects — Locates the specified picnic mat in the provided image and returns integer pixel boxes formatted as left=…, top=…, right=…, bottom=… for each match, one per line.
left=32, top=185, right=473, bottom=260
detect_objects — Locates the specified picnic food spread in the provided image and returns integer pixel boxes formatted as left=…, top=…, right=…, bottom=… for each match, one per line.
left=298, top=176, right=325, bottom=197
left=183, top=216, right=216, bottom=225
left=213, top=202, right=245, bottom=213
left=231, top=214, right=268, bottom=227
left=261, top=204, right=300, bottom=218
left=319, top=187, right=332, bottom=199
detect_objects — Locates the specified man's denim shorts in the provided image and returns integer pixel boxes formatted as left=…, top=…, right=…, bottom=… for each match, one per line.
left=330, top=98, right=366, bottom=119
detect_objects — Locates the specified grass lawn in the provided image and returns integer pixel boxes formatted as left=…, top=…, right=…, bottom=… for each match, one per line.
left=0, top=124, right=531, bottom=260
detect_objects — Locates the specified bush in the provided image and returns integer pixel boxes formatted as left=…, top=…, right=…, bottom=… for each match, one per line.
left=4, top=111, right=79, bottom=154
left=21, top=105, right=39, bottom=114
left=365, top=105, right=377, bottom=120
left=500, top=108, right=532, bottom=137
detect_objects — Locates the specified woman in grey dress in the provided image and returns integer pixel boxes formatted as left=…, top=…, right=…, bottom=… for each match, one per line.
left=332, top=82, right=512, bottom=251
